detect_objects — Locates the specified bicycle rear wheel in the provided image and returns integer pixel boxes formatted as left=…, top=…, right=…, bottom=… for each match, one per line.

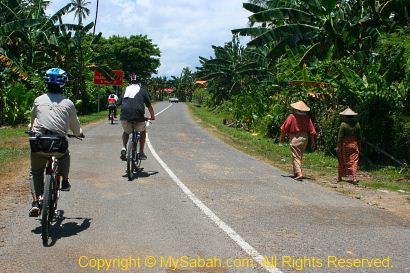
left=126, top=140, right=134, bottom=180
left=135, top=137, right=141, bottom=169
left=41, top=175, right=54, bottom=246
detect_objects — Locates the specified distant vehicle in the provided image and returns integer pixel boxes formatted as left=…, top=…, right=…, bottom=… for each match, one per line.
left=169, top=97, right=179, bottom=103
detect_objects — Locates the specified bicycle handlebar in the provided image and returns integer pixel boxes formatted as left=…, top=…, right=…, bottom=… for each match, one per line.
left=25, top=131, right=84, bottom=140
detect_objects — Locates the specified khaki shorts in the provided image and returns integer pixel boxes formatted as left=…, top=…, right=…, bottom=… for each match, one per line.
left=121, top=120, right=146, bottom=134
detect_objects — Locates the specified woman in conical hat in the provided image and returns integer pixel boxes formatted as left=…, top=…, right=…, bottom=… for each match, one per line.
left=280, top=101, right=316, bottom=180
left=336, top=107, right=361, bottom=183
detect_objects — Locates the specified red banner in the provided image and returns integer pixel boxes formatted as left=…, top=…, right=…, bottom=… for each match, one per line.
left=93, top=70, right=124, bottom=86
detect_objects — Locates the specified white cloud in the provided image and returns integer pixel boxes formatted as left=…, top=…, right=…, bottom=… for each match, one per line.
left=47, top=0, right=251, bottom=77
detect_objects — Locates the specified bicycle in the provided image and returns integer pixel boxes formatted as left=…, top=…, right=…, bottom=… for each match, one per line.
left=126, top=119, right=151, bottom=181
left=27, top=131, right=82, bottom=246
left=108, top=105, right=116, bottom=124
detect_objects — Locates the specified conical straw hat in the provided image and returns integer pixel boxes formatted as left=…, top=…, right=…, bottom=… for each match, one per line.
left=339, top=107, right=358, bottom=116
left=290, top=101, right=310, bottom=112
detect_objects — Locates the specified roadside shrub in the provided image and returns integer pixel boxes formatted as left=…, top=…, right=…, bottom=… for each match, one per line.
left=259, top=103, right=288, bottom=139
left=356, top=96, right=395, bottom=163
left=390, top=114, right=410, bottom=163
left=192, top=88, right=207, bottom=105
left=2, top=83, right=35, bottom=125
left=318, top=109, right=341, bottom=156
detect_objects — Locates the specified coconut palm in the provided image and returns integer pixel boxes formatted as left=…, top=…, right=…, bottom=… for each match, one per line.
left=69, top=0, right=91, bottom=26
left=68, top=0, right=91, bottom=98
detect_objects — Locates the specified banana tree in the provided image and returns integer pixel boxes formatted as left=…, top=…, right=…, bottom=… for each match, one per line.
left=0, top=0, right=74, bottom=74
left=197, top=35, right=274, bottom=104
left=233, top=0, right=385, bottom=65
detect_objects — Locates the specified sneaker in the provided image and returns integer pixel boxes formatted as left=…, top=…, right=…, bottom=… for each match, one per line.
left=120, top=148, right=127, bottom=161
left=61, top=179, right=71, bottom=191
left=139, top=153, right=147, bottom=160
left=29, top=201, right=40, bottom=217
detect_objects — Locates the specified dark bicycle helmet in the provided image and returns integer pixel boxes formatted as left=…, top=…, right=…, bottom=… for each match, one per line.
left=44, top=68, right=68, bottom=88
left=130, top=72, right=138, bottom=84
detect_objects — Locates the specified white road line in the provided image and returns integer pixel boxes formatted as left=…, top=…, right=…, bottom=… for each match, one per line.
left=146, top=105, right=282, bottom=273
left=155, top=103, right=173, bottom=116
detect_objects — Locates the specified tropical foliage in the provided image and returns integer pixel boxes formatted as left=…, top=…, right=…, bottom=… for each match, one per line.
left=0, top=0, right=161, bottom=124
left=194, top=0, right=410, bottom=164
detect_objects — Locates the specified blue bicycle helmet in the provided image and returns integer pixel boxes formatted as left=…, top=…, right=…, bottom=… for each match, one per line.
left=44, top=68, right=68, bottom=87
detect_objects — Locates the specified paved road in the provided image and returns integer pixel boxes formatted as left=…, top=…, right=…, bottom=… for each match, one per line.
left=1, top=102, right=409, bottom=273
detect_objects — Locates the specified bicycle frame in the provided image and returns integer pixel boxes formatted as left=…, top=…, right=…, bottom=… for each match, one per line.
left=45, top=156, right=61, bottom=205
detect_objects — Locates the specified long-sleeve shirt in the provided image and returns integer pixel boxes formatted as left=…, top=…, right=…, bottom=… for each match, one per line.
left=337, top=121, right=361, bottom=143
left=31, top=93, right=81, bottom=136
left=280, top=113, right=316, bottom=135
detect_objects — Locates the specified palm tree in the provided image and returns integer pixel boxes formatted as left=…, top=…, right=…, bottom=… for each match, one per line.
left=68, top=0, right=91, bottom=99
left=69, top=0, right=90, bottom=26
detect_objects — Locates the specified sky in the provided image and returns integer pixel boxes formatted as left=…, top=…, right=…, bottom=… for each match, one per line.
left=47, top=0, right=251, bottom=77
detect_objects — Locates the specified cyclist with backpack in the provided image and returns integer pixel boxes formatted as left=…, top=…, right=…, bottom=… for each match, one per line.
left=28, top=68, right=85, bottom=217
left=107, top=93, right=119, bottom=119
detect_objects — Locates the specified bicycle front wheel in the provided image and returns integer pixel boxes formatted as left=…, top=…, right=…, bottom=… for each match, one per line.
left=41, top=175, right=54, bottom=246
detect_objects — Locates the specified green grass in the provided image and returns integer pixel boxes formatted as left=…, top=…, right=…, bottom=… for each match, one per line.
left=0, top=126, right=26, bottom=138
left=189, top=103, right=410, bottom=193
left=79, top=110, right=108, bottom=124
left=0, top=148, right=27, bottom=166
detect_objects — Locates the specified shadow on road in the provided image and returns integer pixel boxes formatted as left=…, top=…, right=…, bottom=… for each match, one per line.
left=122, top=169, right=159, bottom=181
left=280, top=174, right=313, bottom=182
left=31, top=210, right=91, bottom=247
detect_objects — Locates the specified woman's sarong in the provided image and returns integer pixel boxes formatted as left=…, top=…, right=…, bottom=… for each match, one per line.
left=289, top=132, right=308, bottom=177
left=337, top=136, right=359, bottom=180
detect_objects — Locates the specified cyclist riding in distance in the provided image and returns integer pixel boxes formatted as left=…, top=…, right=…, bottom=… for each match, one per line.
left=107, top=93, right=119, bottom=119
left=28, top=67, right=85, bottom=217
left=120, top=72, right=155, bottom=161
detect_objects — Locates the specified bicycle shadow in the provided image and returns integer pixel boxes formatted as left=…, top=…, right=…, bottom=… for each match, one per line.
left=31, top=210, right=91, bottom=247
left=122, top=169, right=159, bottom=181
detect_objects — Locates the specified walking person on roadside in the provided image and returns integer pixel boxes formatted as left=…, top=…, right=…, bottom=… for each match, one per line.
left=28, top=68, right=85, bottom=217
left=279, top=100, right=317, bottom=180
left=120, top=73, right=155, bottom=161
left=336, top=107, right=361, bottom=184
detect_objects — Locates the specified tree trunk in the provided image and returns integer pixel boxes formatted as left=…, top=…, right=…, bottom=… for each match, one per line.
left=93, top=0, right=99, bottom=35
